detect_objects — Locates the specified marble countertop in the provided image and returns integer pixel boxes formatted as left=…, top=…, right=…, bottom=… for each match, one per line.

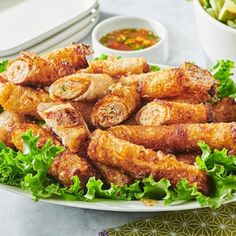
left=0, top=1, right=206, bottom=235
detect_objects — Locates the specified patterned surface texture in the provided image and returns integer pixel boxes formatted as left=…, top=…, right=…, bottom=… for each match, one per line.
left=103, top=202, right=236, bottom=236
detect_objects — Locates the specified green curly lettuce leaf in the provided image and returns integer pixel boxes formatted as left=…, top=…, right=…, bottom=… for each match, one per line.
left=150, top=64, right=160, bottom=72
left=211, top=60, right=236, bottom=98
left=0, top=131, right=236, bottom=208
left=0, top=60, right=8, bottom=73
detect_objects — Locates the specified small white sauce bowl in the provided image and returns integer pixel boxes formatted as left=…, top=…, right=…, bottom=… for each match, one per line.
left=92, top=16, right=168, bottom=64
left=194, top=0, right=236, bottom=67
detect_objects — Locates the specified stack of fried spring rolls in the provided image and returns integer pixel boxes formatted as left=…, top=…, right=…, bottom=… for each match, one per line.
left=0, top=44, right=92, bottom=119
left=3, top=50, right=235, bottom=193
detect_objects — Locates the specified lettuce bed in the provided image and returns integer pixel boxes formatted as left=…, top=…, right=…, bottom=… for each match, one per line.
left=0, top=131, right=236, bottom=209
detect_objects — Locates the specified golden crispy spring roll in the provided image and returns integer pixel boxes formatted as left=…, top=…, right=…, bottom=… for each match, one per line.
left=94, top=163, right=134, bottom=187
left=109, top=123, right=236, bottom=154
left=49, top=151, right=97, bottom=187
left=137, top=99, right=236, bottom=126
left=84, top=56, right=150, bottom=79
left=49, top=73, right=113, bottom=102
left=88, top=130, right=209, bottom=194
left=0, top=82, right=51, bottom=117
left=11, top=123, right=61, bottom=152
left=141, top=63, right=216, bottom=100
left=70, top=101, right=95, bottom=129
left=7, top=43, right=92, bottom=87
left=91, top=83, right=141, bottom=128
left=0, top=111, right=24, bottom=148
left=37, top=103, right=89, bottom=153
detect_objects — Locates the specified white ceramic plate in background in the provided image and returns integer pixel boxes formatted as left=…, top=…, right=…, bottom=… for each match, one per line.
left=0, top=0, right=98, bottom=57
left=0, top=14, right=100, bottom=60
left=92, top=16, right=168, bottom=65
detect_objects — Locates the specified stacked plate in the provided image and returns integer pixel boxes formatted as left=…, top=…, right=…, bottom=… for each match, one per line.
left=0, top=0, right=100, bottom=59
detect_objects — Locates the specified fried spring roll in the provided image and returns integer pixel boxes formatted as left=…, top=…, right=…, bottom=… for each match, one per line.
left=94, top=163, right=134, bottom=187
left=49, top=73, right=113, bottom=102
left=37, top=103, right=89, bottom=153
left=70, top=101, right=95, bottom=129
left=0, top=111, right=24, bottom=148
left=136, top=99, right=236, bottom=126
left=11, top=123, right=61, bottom=152
left=49, top=151, right=97, bottom=187
left=0, top=82, right=51, bottom=117
left=91, top=83, right=141, bottom=128
left=7, top=43, right=92, bottom=87
left=88, top=130, right=209, bottom=194
left=108, top=123, right=236, bottom=154
left=84, top=56, right=150, bottom=79
left=136, top=100, right=208, bottom=125
left=141, top=63, right=216, bottom=100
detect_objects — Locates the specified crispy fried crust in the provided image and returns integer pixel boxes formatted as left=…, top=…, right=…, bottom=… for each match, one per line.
left=212, top=98, right=236, bottom=122
left=7, top=43, right=92, bottom=87
left=140, top=63, right=216, bottom=100
left=37, top=103, right=89, bottom=153
left=136, top=100, right=208, bottom=125
left=0, top=72, right=7, bottom=82
left=176, top=153, right=199, bottom=165
left=165, top=91, right=211, bottom=104
left=108, top=123, right=236, bottom=153
left=0, top=82, right=51, bottom=117
left=87, top=130, right=209, bottom=194
left=84, top=56, right=150, bottom=79
left=91, top=83, right=141, bottom=128
left=11, top=123, right=61, bottom=152
left=94, top=163, right=134, bottom=187
left=141, top=68, right=186, bottom=99
left=0, top=111, right=24, bottom=148
left=49, top=151, right=97, bottom=187
left=49, top=73, right=113, bottom=102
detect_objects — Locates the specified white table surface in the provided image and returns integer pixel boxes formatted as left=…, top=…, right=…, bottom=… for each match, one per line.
left=0, top=0, right=206, bottom=235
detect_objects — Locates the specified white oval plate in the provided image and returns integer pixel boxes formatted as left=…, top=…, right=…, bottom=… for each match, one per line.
left=0, top=63, right=235, bottom=212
